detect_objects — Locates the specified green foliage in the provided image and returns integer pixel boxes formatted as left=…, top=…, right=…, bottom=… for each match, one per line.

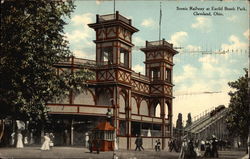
left=226, top=68, right=249, bottom=138
left=0, top=0, right=94, bottom=121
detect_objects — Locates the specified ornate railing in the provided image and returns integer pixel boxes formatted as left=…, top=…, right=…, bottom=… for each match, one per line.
left=131, top=71, right=149, bottom=81
left=99, top=14, right=115, bottom=22
left=58, top=57, right=96, bottom=67
left=146, top=39, right=173, bottom=48
left=98, top=11, right=130, bottom=25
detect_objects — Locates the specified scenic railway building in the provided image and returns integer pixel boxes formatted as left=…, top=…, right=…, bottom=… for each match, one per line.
left=45, top=11, right=178, bottom=150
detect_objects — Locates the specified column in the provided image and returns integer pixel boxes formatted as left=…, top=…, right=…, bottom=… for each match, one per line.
left=126, top=89, right=132, bottom=150
left=160, top=98, right=166, bottom=149
left=71, top=118, right=74, bottom=145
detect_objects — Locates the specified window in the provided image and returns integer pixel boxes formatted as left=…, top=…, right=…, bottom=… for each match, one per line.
left=120, top=52, right=125, bottom=64
left=151, top=68, right=160, bottom=80
left=131, top=122, right=141, bottom=136
left=119, top=120, right=126, bottom=136
left=101, top=47, right=113, bottom=65
left=120, top=48, right=129, bottom=68
left=166, top=69, right=171, bottom=83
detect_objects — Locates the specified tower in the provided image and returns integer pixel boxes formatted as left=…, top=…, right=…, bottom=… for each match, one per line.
left=141, top=39, right=178, bottom=148
left=88, top=11, right=138, bottom=149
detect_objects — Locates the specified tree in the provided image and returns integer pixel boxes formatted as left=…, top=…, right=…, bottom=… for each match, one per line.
left=176, top=113, right=183, bottom=130
left=186, top=113, right=192, bottom=128
left=226, top=68, right=249, bottom=140
left=0, top=0, right=94, bottom=121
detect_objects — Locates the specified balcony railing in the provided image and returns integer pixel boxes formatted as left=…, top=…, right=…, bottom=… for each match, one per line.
left=131, top=71, right=149, bottom=81
left=58, top=57, right=96, bottom=67
left=146, top=39, right=173, bottom=48
left=98, top=11, right=131, bottom=25
left=99, top=14, right=115, bottom=22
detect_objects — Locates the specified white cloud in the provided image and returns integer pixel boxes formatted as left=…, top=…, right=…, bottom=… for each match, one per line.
left=73, top=50, right=95, bottom=60
left=186, top=45, right=202, bottom=52
left=141, top=18, right=156, bottom=27
left=201, top=61, right=233, bottom=79
left=221, top=35, right=248, bottom=51
left=64, top=13, right=95, bottom=48
left=198, top=55, right=218, bottom=64
left=191, top=17, right=212, bottom=32
left=132, top=64, right=145, bottom=74
left=64, top=30, right=92, bottom=43
left=173, top=77, right=232, bottom=123
left=243, top=29, right=249, bottom=40
left=133, top=36, right=145, bottom=47
left=226, top=15, right=238, bottom=22
left=71, top=13, right=94, bottom=26
left=174, top=64, right=197, bottom=84
left=169, top=31, right=188, bottom=46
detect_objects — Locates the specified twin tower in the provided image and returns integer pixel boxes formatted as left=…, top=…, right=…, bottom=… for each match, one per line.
left=88, top=11, right=178, bottom=149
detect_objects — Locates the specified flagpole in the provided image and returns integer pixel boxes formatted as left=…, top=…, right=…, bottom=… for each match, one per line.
left=114, top=0, right=115, bottom=14
left=159, top=2, right=162, bottom=41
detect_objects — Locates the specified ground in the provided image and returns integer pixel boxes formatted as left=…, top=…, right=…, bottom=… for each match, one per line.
left=0, top=146, right=247, bottom=159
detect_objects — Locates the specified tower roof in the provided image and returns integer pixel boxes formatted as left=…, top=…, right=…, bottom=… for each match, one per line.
left=141, top=39, right=178, bottom=55
left=88, top=11, right=139, bottom=33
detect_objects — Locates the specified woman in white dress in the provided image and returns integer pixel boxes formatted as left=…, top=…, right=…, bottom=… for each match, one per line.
left=16, top=132, right=24, bottom=148
left=11, top=132, right=15, bottom=146
left=178, top=138, right=188, bottom=159
left=41, top=133, right=51, bottom=150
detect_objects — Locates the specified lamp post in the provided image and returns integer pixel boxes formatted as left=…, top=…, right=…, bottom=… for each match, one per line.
left=106, top=101, right=118, bottom=159
left=106, top=107, right=112, bottom=123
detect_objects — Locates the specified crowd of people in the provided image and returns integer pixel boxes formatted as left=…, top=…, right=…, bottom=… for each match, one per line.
left=177, top=135, right=221, bottom=158
left=8, top=130, right=232, bottom=157
left=10, top=130, right=55, bottom=151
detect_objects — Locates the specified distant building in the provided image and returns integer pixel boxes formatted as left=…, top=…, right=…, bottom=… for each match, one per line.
left=45, top=11, right=178, bottom=150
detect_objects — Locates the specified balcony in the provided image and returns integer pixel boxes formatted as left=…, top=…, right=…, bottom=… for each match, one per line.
left=57, top=56, right=97, bottom=68
left=131, top=71, right=149, bottom=81
left=146, top=39, right=173, bottom=48
left=98, top=11, right=131, bottom=25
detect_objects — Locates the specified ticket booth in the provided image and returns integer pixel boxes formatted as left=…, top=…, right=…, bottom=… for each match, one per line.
left=92, top=121, right=114, bottom=151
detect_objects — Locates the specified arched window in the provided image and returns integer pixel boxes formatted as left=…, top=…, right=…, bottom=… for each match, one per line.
left=155, top=103, right=161, bottom=117
left=140, top=100, right=148, bottom=116
left=119, top=94, right=126, bottom=113
left=131, top=97, right=138, bottom=114
left=74, top=90, right=95, bottom=105
left=150, top=100, right=161, bottom=117
left=165, top=102, right=170, bottom=119
left=97, top=89, right=112, bottom=106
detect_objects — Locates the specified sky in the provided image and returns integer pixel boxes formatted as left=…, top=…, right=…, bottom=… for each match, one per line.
left=64, top=0, right=249, bottom=125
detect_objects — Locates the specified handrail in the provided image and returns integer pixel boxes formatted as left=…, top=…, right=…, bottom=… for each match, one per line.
left=98, top=12, right=130, bottom=25
left=146, top=40, right=173, bottom=48
left=131, top=72, right=149, bottom=81
left=58, top=57, right=96, bottom=66
left=188, top=109, right=228, bottom=134
left=185, top=108, right=227, bottom=132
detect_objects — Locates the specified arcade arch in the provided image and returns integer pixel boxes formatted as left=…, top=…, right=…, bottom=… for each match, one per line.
left=96, top=89, right=112, bottom=106
left=139, top=100, right=149, bottom=116
left=74, top=89, right=95, bottom=105
left=131, top=97, right=138, bottom=114
left=119, top=93, right=126, bottom=113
